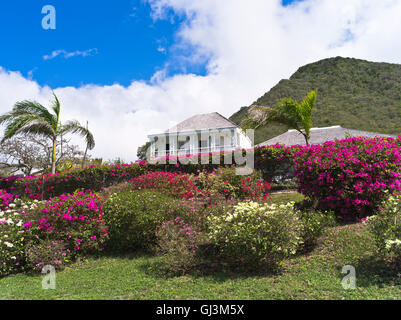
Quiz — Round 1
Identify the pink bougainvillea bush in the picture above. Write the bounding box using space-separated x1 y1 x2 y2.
0 189 14 211
23 190 108 257
293 137 401 219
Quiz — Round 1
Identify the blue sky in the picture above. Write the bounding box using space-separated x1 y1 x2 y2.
0 0 298 88
1 0 398 160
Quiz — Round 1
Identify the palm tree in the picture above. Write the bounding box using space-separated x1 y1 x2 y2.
243 89 317 146
0 92 95 174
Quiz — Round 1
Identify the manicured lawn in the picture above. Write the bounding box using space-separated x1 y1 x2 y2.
268 191 305 204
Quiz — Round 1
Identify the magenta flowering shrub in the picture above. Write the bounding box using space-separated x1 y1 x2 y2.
23 190 108 257
294 137 401 218
0 189 14 211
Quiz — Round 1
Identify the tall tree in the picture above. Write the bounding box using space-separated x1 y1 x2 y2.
0 92 95 173
243 89 317 146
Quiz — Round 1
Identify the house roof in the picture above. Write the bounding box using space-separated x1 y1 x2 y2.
165 112 238 134
257 125 397 147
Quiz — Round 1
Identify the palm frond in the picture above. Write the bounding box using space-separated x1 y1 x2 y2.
50 92 61 120
1 114 54 143
14 121 55 138
14 101 56 126
60 120 95 150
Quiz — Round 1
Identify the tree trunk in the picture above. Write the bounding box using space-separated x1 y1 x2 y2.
304 134 310 146
81 121 89 169
81 145 88 169
51 138 57 174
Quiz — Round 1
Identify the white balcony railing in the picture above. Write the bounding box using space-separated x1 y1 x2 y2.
151 145 239 159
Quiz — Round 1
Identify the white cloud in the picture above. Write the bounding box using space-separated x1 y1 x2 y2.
1 0 401 161
43 48 98 60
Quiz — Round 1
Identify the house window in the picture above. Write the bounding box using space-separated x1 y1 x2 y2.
231 130 236 147
220 136 225 150
178 136 190 149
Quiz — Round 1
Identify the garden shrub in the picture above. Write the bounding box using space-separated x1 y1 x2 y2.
25 239 73 272
0 163 147 200
194 167 271 202
294 137 401 219
151 195 237 274
207 201 303 271
0 189 14 210
103 190 177 252
367 193 401 263
0 197 35 277
297 207 336 248
195 168 239 199
23 190 108 258
156 218 206 273
130 171 201 199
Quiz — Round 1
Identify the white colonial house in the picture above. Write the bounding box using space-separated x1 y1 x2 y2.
147 112 253 159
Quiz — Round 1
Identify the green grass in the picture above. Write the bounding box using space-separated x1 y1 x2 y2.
268 191 305 204
1 192 400 300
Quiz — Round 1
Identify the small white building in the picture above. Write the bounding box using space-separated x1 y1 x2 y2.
148 112 252 159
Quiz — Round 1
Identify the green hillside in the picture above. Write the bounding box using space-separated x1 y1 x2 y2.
230 57 401 144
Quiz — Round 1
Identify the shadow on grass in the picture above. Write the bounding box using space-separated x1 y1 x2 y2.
136 255 283 281
352 255 401 288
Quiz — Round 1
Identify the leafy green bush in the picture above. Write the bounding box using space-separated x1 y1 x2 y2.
103 190 176 252
367 194 401 263
297 208 336 248
207 201 303 271
25 239 73 272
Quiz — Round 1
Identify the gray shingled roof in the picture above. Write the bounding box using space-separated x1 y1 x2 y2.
166 112 238 133
257 125 397 147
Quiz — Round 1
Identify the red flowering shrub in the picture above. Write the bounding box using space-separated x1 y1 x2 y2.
1 163 147 200
294 137 401 219
23 190 108 256
130 171 201 199
238 176 271 202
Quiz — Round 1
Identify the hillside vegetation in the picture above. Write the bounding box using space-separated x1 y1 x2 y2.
230 57 401 144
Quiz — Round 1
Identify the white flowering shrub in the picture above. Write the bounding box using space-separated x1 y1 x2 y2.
207 201 303 270
368 194 401 262
0 198 38 277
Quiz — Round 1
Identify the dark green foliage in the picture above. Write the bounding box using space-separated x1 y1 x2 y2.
103 190 177 252
297 209 337 249
230 57 401 144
